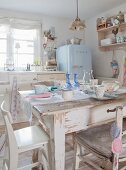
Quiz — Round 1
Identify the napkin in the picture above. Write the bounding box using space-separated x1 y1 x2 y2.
48 86 58 92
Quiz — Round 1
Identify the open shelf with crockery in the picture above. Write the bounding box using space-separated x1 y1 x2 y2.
97 12 126 51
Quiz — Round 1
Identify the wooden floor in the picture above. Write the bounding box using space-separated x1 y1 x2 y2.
0 135 125 170
0 150 98 170
0 149 124 170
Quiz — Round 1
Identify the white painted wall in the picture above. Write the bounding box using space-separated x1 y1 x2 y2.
85 3 126 78
0 9 85 47
0 9 85 64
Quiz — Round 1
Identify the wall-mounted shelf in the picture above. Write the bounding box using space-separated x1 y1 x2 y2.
97 22 126 51
99 41 126 49
97 23 126 32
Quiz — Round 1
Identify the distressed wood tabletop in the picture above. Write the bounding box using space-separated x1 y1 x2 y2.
34 93 126 115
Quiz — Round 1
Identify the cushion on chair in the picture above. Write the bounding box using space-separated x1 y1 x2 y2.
75 122 126 160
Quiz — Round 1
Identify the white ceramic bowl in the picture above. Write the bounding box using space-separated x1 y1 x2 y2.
102 81 120 92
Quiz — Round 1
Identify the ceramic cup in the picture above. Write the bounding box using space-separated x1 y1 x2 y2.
62 90 73 100
95 85 105 98
102 81 120 92
34 85 48 94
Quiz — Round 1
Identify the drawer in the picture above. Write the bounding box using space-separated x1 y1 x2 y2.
37 73 65 81
19 75 37 82
9 74 37 84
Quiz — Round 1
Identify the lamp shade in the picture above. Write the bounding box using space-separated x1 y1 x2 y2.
69 17 86 31
69 0 86 31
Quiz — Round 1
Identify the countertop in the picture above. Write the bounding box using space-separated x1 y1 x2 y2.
0 71 65 74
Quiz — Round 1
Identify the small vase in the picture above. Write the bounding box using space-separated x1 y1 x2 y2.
64 73 72 89
73 73 80 89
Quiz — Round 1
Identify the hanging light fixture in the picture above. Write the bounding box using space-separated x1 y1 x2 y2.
69 0 86 31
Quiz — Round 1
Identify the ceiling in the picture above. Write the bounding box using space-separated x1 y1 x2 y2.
0 0 126 20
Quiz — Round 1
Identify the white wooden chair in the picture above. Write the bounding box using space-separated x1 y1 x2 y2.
73 106 126 170
1 100 51 170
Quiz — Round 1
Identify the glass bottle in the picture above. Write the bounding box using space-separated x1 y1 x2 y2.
64 73 72 89
82 70 91 91
73 73 80 89
90 69 94 79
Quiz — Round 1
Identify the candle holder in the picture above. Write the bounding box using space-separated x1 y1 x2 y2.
64 73 72 89
73 73 80 89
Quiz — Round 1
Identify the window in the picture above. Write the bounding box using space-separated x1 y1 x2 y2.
0 26 7 68
0 18 41 70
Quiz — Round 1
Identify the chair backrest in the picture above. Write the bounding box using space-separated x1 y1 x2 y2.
108 106 123 142
108 106 126 170
1 100 18 170
1 101 13 124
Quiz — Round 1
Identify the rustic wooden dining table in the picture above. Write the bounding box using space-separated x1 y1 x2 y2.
19 90 126 170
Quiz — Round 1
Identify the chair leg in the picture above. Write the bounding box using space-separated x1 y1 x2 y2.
2 159 6 170
100 158 107 169
73 141 81 170
46 143 52 170
38 163 43 170
38 143 51 170
120 166 126 170
32 149 39 170
113 154 119 170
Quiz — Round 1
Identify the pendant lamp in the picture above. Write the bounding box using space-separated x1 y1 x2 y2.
69 0 86 31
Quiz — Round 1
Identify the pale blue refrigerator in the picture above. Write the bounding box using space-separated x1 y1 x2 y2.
56 44 92 79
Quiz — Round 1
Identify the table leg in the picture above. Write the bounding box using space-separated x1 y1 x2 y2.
54 112 65 170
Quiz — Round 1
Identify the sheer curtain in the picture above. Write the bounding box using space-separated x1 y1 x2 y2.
0 17 42 70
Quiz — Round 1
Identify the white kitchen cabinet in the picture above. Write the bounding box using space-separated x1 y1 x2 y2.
0 71 65 89
9 73 38 85
0 72 9 82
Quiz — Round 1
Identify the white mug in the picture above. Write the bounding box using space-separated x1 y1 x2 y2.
62 90 73 100
95 85 105 98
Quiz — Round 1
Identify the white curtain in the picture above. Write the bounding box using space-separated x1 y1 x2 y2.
0 17 42 67
0 17 41 29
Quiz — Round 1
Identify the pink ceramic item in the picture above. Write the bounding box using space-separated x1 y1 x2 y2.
26 92 52 99
112 137 123 154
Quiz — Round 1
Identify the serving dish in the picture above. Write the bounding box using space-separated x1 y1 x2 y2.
91 94 118 100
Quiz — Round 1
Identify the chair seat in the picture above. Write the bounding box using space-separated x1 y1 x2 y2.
76 123 126 160
14 125 49 153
